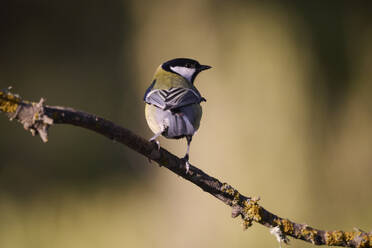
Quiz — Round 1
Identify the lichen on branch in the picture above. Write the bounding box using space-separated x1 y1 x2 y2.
0 89 53 142
0 88 371 248
0 89 20 113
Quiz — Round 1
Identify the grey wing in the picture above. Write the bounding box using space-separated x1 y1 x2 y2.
144 87 205 110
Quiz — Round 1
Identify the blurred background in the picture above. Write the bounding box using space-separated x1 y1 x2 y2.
1 1 372 247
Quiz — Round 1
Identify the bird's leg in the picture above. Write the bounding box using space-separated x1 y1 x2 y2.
183 136 192 173
149 132 162 151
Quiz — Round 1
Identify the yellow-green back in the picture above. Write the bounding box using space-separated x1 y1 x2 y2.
152 65 192 89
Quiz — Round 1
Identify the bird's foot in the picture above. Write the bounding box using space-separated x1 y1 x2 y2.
148 138 160 164
185 160 190 174
149 138 160 151
183 154 190 174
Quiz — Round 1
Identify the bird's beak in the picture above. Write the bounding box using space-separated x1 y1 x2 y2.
199 65 212 71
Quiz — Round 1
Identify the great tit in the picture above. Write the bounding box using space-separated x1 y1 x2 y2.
144 58 211 172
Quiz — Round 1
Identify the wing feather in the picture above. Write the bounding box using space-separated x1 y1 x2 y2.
144 87 205 110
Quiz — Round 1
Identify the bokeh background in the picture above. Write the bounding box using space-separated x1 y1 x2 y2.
1 1 372 247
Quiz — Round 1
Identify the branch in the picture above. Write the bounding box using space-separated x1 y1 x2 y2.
1 88 371 248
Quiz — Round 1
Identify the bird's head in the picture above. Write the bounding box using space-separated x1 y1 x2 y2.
162 58 211 84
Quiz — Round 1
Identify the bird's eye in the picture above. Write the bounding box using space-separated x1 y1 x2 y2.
185 63 194 68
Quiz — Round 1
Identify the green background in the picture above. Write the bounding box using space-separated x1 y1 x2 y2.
1 1 372 247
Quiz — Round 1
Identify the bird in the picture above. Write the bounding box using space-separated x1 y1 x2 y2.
144 58 211 172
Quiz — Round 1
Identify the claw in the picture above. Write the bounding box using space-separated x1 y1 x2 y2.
185 160 190 173
149 131 162 151
183 154 190 173
152 139 160 151
148 138 160 164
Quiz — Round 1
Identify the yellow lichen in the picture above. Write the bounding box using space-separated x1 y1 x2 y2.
274 218 294 234
221 183 235 195
323 231 371 247
221 183 263 229
343 232 355 242
232 192 240 205
242 219 252 229
300 226 318 243
325 231 345 246
0 91 20 113
221 183 240 205
358 234 369 248
242 199 262 223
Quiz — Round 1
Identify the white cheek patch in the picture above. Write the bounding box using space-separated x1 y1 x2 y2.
170 66 196 82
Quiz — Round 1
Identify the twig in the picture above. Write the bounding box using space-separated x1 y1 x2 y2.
1 89 371 248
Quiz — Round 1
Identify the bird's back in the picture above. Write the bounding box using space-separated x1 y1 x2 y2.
152 66 192 89
144 66 203 138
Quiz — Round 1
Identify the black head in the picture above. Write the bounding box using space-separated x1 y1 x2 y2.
162 58 211 83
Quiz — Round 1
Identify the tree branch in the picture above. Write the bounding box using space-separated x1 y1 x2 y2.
1 89 371 248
